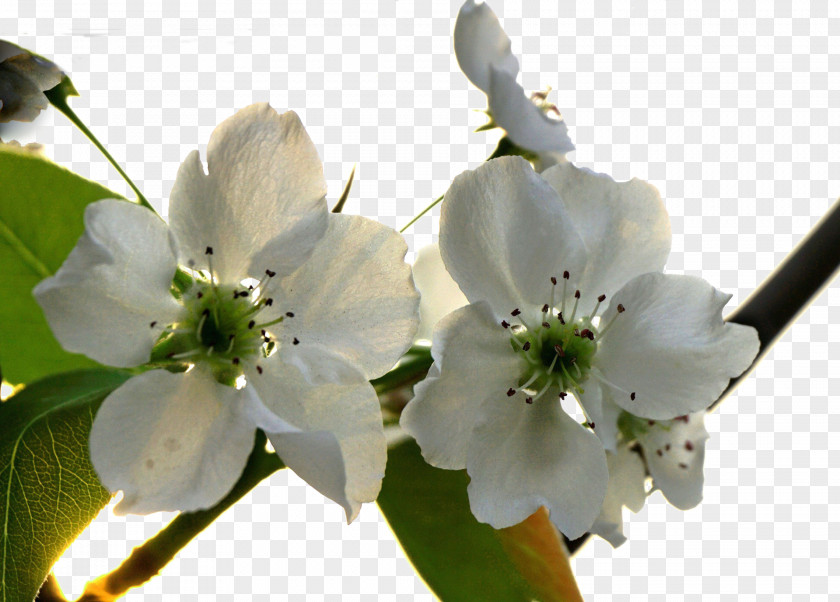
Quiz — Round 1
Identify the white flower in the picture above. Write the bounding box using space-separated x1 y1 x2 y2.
400 155 758 538
454 0 574 168
591 411 710 546
0 40 63 123
34 103 420 520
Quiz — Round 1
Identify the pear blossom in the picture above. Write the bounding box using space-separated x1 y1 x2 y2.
454 1 574 169
411 243 467 342
0 40 63 123
401 155 759 538
591 411 710 546
34 103 420 520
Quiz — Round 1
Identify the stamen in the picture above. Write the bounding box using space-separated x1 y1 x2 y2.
248 320 256 329
596 304 626 340
554 344 565 357
170 349 203 360
522 341 531 352
557 311 565 324
590 294 606 321
511 308 521 317
149 321 157 328
548 276 556 314
517 371 541 392
561 271 569 313
559 391 567 400
569 290 581 322
525 397 533 404
541 304 549 313
226 334 236 353
256 365 263 374
196 310 209 343
253 315 285 330
501 320 510 329
542 321 551 329
507 388 516 397
630 392 636 401
232 357 240 365
285 311 295 318
685 440 694 451
292 337 300 345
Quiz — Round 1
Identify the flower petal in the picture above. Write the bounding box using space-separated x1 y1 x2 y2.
89 369 256 514
540 161 671 306
596 273 760 419
412 243 468 342
272 212 420 380
590 445 647 547
578 383 622 453
400 302 521 470
453 0 519 95
439 156 588 316
168 104 328 284
488 66 575 155
465 396 608 539
33 200 182 367
244 359 386 522
639 412 709 510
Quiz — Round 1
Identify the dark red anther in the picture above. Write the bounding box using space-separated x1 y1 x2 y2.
205 246 214 255
656 449 663 457
598 294 606 303
580 329 594 340
248 320 256 329
541 304 549 313
557 312 565 324
202 308 210 317
665 444 671 451
261 329 266 336
265 298 274 306
573 328 580 337
559 391 567 399
542 322 551 329
196 291 203 299
630 392 636 400
648 420 655 426
563 271 570 279
685 440 694 451
507 388 516 397
569 356 577 364
550 276 557 285
588 422 595 429
286 311 295 318
150 321 157 328
293 337 300 345
554 344 565 357
232 357 240 365
617 304 626 313
511 308 521 316
265 269 276 277
522 341 531 351
501 320 510 329
525 397 533 404
256 365 263 374
679 463 689 469
675 415 689 423
574 290 580 299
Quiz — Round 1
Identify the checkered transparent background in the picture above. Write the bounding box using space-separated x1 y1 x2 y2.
3 0 840 599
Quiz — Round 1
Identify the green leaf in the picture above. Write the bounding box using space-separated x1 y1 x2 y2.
0 146 126 384
378 440 582 602
0 368 130 602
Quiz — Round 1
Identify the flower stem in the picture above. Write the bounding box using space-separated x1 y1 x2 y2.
399 194 443 233
710 197 840 410
74 432 283 601
43 86 156 214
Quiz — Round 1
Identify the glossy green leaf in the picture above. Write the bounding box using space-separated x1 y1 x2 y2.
378 440 582 602
0 369 129 602
0 146 125 383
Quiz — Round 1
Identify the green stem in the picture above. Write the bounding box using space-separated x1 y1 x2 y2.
44 86 156 213
75 432 283 601
399 194 443 234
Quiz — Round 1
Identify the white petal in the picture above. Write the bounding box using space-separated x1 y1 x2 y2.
168 104 328 284
453 0 519 95
244 360 386 522
590 445 647 547
639 412 709 510
439 156 588 316
400 302 521 470
578 383 622 453
465 397 608 539
540 162 671 306
412 243 468 342
488 67 575 155
272 213 420 380
596 273 760 419
33 200 182 368
89 369 256 514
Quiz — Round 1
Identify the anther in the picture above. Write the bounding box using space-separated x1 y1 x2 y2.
232 357 240 365
511 308 521 316
554 344 565 357
248 320 256 329
656 449 663 457
265 269 276 277
197 291 203 299
501 320 510 329
648 420 655 426
557 311 565 324
588 422 595 429
550 276 557 285
525 397 533 404
630 392 636 401
679 463 689 469
617 304 626 313
261 329 266 337
542 322 550 329
507 388 516 397
293 337 300 345
285 311 295 318
256 365 263 374
265 298 274 306
150 321 157 328
522 341 531 351
541 304 549 313
205 246 213 255
675 415 689 423
202 308 210 317
563 271 570 279
685 440 694 451
574 290 580 299
559 391 567 400
598 294 606 303
580 328 594 340
665 444 671 451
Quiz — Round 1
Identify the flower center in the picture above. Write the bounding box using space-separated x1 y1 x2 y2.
150 246 296 384
502 272 626 405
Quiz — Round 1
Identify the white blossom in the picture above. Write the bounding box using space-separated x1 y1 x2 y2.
35 103 420 520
